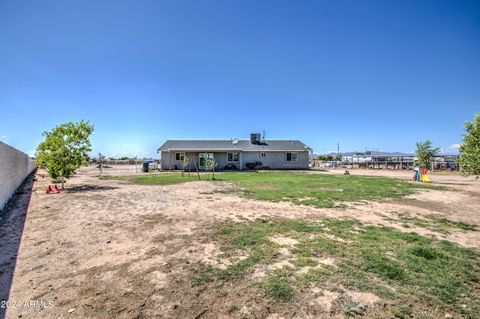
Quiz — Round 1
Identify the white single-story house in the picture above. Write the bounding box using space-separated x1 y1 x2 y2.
157 134 312 170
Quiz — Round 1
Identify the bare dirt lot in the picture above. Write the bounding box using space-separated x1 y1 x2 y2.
1 169 479 319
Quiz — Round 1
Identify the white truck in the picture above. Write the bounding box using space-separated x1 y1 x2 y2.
142 160 158 172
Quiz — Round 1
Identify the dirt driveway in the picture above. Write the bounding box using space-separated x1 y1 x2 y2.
1 169 479 318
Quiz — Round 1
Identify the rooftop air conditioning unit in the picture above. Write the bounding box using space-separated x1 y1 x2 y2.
250 133 261 144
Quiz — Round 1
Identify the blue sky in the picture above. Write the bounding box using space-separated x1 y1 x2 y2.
1 0 479 157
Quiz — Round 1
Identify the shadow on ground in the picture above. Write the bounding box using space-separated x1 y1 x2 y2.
64 185 118 193
437 182 471 186
0 173 35 319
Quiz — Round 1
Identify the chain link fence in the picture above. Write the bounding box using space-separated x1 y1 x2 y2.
76 160 157 176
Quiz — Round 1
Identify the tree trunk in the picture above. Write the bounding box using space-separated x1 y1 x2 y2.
61 176 65 190
193 159 201 180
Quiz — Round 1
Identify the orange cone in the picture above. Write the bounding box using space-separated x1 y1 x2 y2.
46 185 60 194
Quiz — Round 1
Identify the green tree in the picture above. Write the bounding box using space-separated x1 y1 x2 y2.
459 113 480 178
415 140 440 169
203 155 217 180
180 154 190 177
35 121 94 189
98 152 105 176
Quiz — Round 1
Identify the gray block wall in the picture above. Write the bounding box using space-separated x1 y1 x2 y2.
0 142 36 211
161 150 310 170
241 151 310 169
161 151 230 170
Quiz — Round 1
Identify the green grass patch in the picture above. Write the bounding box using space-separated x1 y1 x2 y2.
216 172 423 208
363 253 406 281
193 219 480 317
295 257 317 267
99 175 130 181
429 216 477 232
103 172 439 208
391 304 413 319
394 214 477 234
101 174 199 185
263 272 295 301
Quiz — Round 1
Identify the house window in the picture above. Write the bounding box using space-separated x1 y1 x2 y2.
260 152 266 158
286 152 298 162
199 153 214 168
227 152 239 162
176 152 185 161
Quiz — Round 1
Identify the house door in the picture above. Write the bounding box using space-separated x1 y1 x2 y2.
199 153 214 169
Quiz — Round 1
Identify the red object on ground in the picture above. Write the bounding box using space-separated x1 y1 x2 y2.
46 185 60 194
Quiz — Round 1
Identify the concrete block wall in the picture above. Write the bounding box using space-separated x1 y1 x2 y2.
0 141 36 211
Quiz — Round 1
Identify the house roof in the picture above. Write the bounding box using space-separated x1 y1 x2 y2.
158 140 311 152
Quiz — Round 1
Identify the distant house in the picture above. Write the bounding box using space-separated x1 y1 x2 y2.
158 133 312 170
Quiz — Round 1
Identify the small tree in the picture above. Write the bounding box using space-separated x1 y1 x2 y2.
35 121 94 189
180 154 190 177
415 140 440 170
192 158 201 180
203 156 217 180
459 113 480 178
98 152 105 176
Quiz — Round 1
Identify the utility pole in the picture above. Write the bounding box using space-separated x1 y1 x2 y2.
98 152 104 176
337 143 340 164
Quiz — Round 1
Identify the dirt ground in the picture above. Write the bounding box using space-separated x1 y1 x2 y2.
1 169 479 319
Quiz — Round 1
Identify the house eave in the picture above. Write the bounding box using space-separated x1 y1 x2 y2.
159 149 310 152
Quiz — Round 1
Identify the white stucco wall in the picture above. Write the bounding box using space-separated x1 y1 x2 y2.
0 142 36 211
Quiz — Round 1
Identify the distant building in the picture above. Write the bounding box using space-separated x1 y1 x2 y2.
316 151 459 170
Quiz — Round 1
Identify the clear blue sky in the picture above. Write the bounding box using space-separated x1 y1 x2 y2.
1 0 479 157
